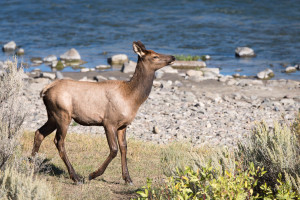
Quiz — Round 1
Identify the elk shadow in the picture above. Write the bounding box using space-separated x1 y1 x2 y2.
37 158 65 177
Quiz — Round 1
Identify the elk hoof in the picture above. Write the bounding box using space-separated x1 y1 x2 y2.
72 174 85 185
88 173 94 181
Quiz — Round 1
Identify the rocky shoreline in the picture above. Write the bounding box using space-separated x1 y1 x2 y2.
22 69 300 147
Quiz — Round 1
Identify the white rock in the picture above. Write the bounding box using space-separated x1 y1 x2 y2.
60 48 81 61
186 70 203 77
121 60 136 73
80 68 89 72
3 41 17 51
51 60 58 67
16 48 25 55
109 54 128 65
257 69 274 80
43 55 57 62
235 47 255 57
285 66 297 73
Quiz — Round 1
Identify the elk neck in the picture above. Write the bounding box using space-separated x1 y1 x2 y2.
126 57 155 106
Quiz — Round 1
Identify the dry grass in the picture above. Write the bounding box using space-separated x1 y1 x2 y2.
21 131 164 200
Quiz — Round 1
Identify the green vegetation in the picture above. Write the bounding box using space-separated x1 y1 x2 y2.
136 115 300 199
174 54 209 61
174 55 201 61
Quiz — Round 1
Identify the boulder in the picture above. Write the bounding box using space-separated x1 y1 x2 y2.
2 41 17 52
121 60 136 73
60 48 81 61
171 61 206 69
43 55 57 62
257 69 274 80
16 48 25 55
235 47 255 57
285 66 297 73
108 54 129 65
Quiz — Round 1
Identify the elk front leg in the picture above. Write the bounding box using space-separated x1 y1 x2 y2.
117 126 133 185
89 125 118 180
54 118 82 184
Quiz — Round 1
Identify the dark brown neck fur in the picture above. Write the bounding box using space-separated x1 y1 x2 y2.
126 57 155 106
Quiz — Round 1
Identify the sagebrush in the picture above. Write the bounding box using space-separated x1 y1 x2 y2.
0 59 25 169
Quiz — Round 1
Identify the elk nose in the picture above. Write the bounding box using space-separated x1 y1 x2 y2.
171 56 175 61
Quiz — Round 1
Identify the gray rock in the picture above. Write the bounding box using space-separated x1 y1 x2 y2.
257 69 274 80
43 55 57 63
235 47 255 57
60 48 81 61
109 54 129 65
55 71 64 79
285 66 297 73
2 41 17 52
121 60 136 73
171 61 206 69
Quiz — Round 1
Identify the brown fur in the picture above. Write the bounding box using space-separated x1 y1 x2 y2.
31 41 175 184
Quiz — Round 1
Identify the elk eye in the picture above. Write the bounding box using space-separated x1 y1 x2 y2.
153 56 159 59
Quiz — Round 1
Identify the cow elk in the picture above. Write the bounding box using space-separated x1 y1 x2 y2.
31 41 175 184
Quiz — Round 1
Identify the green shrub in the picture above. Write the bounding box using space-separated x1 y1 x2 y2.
136 163 298 200
0 167 55 200
238 121 300 191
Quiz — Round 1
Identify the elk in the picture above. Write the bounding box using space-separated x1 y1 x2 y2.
31 41 175 184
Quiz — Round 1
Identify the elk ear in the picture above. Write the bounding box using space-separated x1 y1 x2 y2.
133 41 146 57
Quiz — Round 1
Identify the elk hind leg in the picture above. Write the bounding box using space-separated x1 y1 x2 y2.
32 118 56 156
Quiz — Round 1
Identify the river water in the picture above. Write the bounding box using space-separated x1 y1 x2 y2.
0 0 299 79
